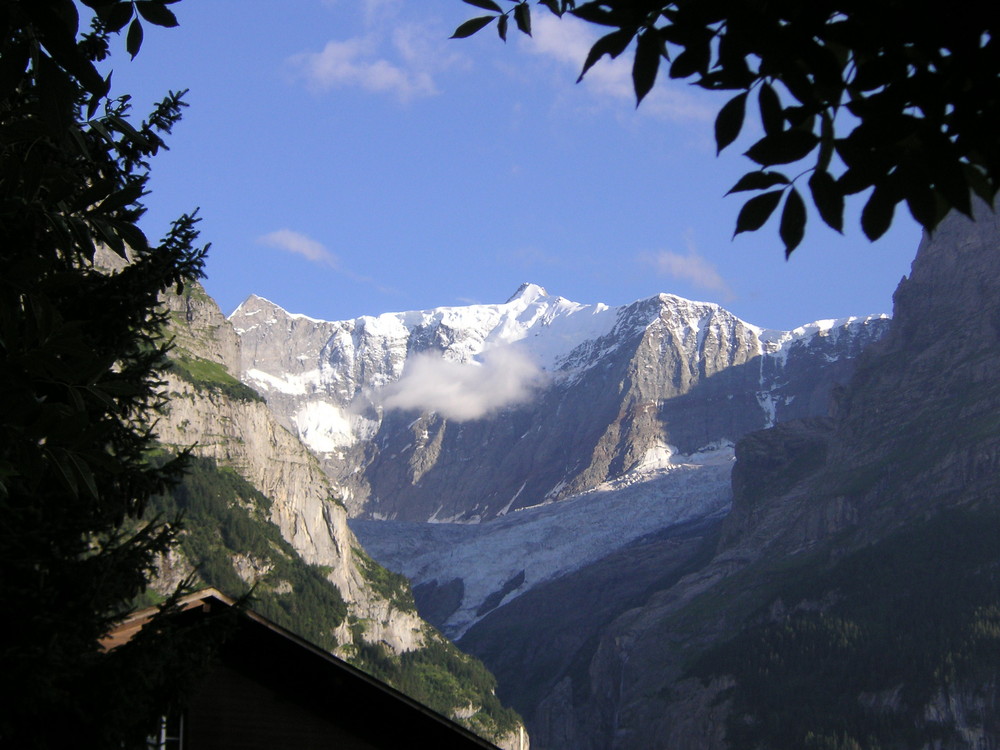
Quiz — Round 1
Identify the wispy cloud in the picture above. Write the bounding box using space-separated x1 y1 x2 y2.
524 14 713 122
258 229 339 268
289 2 467 103
289 35 437 101
641 241 735 301
375 347 544 421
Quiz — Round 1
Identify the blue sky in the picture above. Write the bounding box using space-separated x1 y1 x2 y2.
108 0 922 331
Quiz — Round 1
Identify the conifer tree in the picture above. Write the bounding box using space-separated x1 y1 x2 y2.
0 2 221 746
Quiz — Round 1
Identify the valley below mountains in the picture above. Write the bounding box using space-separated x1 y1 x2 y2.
160 200 1000 749
226 261 891 664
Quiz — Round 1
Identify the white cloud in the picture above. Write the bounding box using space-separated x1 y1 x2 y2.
524 14 713 122
642 246 735 301
289 1 469 104
376 347 543 421
289 35 437 101
258 229 339 268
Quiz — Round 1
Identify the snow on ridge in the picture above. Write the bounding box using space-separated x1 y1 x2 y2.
235 287 889 429
505 281 548 304
757 390 778 427
250 293 327 324
234 287 885 371
229 293 278 320
228 294 264 323
752 313 891 416
284 309 327 324
758 313 890 366
657 291 724 313
292 400 377 453
291 284 626 375
233 286 761 380
648 293 736 339
229 294 330 334
631 440 735 474
245 368 319 395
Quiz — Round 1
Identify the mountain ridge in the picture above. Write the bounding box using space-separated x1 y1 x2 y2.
230 285 889 523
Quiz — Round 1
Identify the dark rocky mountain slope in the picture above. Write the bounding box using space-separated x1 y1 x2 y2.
511 204 1000 749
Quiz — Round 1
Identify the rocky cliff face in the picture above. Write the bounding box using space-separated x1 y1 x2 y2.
153 283 528 748
722 199 1000 557
157 284 425 652
519 203 1000 750
230 285 888 523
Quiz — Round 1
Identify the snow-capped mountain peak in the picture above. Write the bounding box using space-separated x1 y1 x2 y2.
229 288 890 522
505 281 548 303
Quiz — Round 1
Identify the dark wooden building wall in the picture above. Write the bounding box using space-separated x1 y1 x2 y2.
186 662 380 750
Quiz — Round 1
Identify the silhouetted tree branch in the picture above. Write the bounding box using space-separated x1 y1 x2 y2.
454 0 1000 255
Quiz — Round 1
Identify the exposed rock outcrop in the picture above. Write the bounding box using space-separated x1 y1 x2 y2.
158 285 427 652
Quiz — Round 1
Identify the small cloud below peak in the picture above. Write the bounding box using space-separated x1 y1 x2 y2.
374 347 544 422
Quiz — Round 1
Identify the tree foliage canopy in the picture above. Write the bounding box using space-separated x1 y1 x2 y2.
0 1 223 746
454 0 1000 255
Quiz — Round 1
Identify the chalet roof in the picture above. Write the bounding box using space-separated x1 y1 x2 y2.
107 588 507 749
